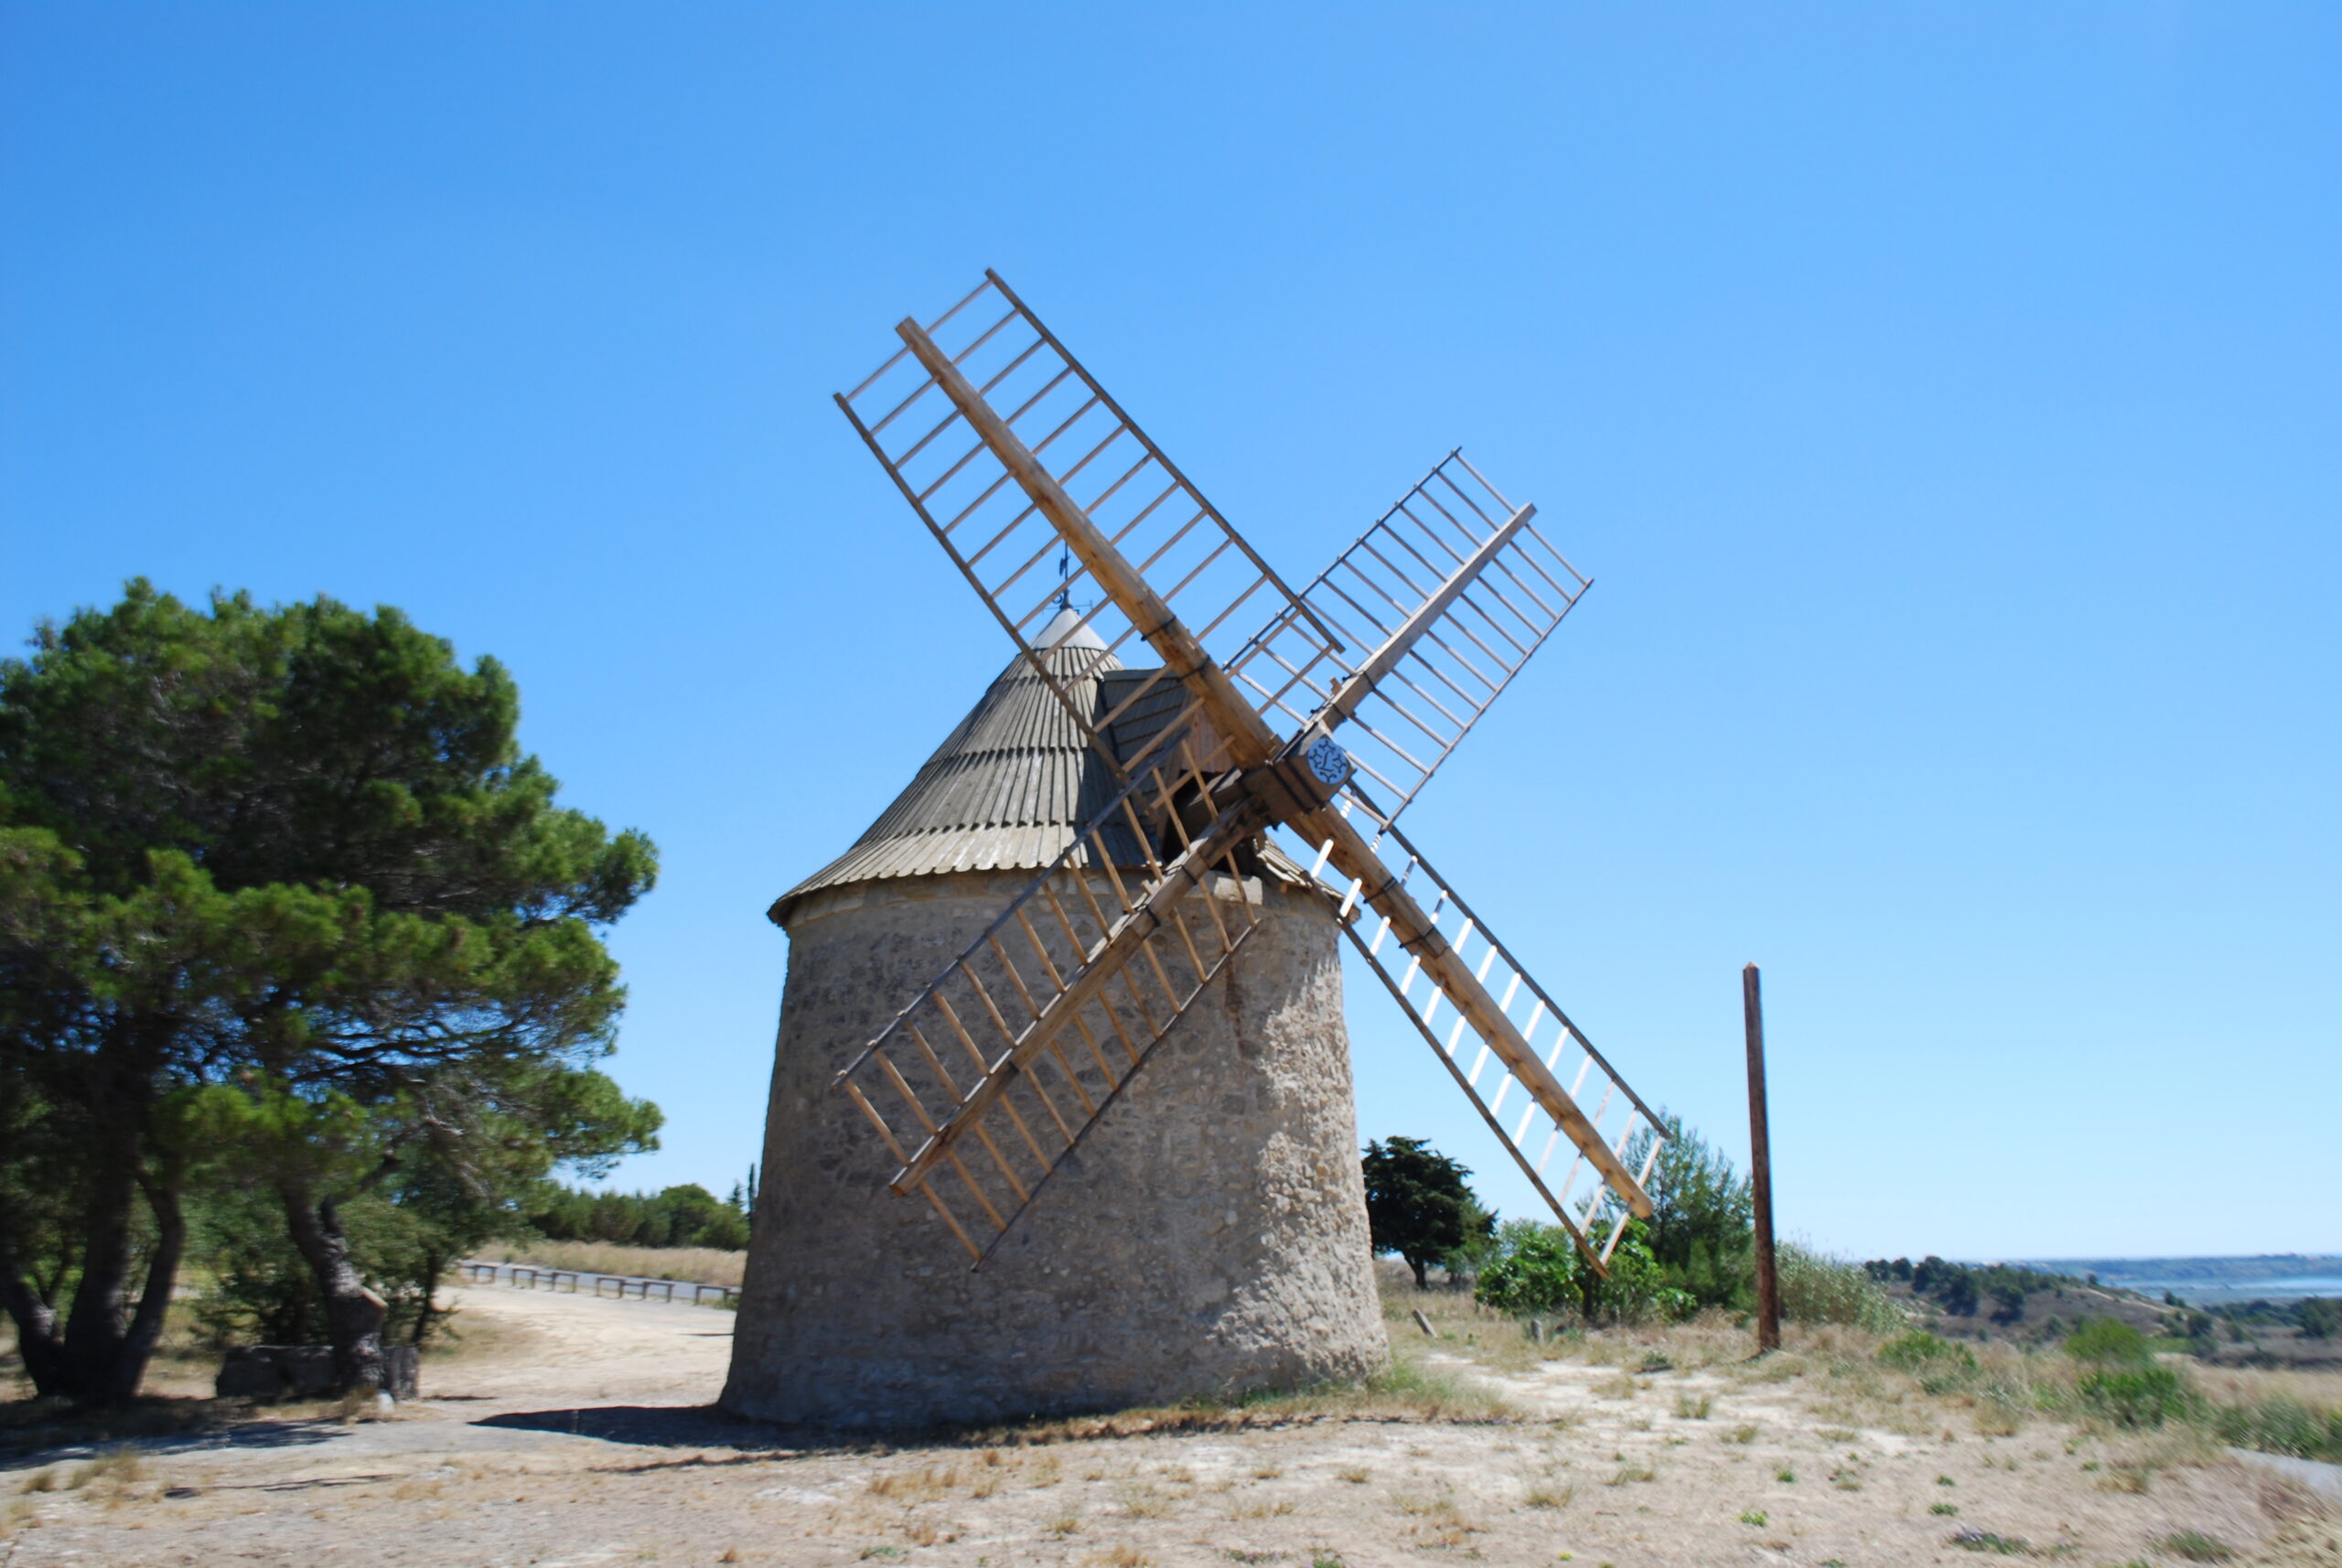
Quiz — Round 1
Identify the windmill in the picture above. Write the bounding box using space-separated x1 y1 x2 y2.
722 272 1670 1429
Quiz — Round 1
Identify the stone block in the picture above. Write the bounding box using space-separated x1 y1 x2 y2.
214 1345 417 1401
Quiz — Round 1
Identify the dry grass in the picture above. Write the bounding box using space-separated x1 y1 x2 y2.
866 1462 967 1502
1230 1494 1297 1520
1522 1479 1574 1509
2194 1363 2342 1413
484 1240 745 1287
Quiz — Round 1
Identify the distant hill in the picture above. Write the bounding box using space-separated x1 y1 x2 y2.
2021 1255 2342 1305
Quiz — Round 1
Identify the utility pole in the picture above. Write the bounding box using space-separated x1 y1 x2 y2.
1744 962 1781 1353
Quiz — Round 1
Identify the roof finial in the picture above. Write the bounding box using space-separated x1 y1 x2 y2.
1056 542 1072 613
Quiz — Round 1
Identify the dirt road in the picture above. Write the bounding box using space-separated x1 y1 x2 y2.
2 1283 2333 1566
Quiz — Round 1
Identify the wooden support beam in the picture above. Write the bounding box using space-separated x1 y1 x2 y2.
1745 962 1781 1352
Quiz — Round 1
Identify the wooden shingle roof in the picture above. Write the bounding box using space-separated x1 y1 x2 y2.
768 620 1146 928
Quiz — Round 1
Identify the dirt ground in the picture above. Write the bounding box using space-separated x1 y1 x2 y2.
3 1278 2336 1568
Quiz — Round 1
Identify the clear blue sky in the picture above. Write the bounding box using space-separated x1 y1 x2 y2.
5 5 2335 1261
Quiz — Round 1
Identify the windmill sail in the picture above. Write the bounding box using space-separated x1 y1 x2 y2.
1278 804 1666 1266
832 272 1669 1276
835 271 1345 785
1247 451 1593 826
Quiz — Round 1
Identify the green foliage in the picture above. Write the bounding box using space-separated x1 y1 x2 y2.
2079 1365 2197 1428
1360 1137 1491 1288
1473 1219 1584 1316
1878 1331 1978 1372
1948 1529 2029 1555
190 1183 438 1348
2064 1316 2153 1365
2150 1531 2234 1563
1889 1256 2068 1322
1441 1195 1502 1280
0 582 660 1397
2298 1298 2341 1340
1627 1115 1754 1311
1472 1219 1694 1324
525 1180 749 1251
2209 1395 2342 1462
184 1065 660 1347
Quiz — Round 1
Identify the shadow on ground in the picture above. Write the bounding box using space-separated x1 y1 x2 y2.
2 1410 354 1468
473 1404 786 1450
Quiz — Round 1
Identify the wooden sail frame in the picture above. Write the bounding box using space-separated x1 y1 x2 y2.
832 272 1668 1273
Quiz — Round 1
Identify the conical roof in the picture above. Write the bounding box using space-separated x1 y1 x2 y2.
768 612 1151 927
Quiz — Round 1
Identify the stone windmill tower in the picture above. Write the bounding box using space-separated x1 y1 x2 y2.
723 610 1380 1429
723 274 1673 1431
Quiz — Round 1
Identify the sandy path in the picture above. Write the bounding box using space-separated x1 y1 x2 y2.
1 1286 2331 1567
421 1282 736 1406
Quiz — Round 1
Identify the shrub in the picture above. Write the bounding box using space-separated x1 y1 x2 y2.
2210 1395 2342 1462
2064 1316 2151 1365
1628 1114 1754 1309
2079 1365 2197 1428
2297 1298 2341 1340
1878 1331 1977 1372
1949 1529 2028 1555
1474 1220 1583 1316
1472 1220 1694 1323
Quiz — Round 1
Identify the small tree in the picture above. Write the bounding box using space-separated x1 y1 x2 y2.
1620 1113 1754 1310
1360 1137 1491 1290
2299 1299 2341 1340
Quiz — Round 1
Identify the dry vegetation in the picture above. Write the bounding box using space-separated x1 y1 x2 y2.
1 1264 2336 1566
483 1239 746 1286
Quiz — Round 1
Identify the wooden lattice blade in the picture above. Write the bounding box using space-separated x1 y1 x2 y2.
834 731 1273 1266
834 272 1342 785
1237 451 1592 828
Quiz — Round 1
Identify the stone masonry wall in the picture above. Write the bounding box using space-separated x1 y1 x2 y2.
721 870 1388 1431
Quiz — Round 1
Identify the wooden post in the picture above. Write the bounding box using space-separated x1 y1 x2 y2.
1744 963 1781 1353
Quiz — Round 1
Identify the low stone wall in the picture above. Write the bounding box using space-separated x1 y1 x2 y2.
215 1345 418 1402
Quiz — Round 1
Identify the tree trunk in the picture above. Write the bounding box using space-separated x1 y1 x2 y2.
1407 1253 1430 1291
409 1246 446 1347
279 1181 387 1394
59 1122 143 1397
0 1151 183 1405
0 1212 69 1397
10 1035 178 1406
111 1176 187 1403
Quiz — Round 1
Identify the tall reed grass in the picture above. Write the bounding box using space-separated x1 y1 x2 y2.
1778 1241 1902 1331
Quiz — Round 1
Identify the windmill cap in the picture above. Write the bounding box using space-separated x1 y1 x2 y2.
1036 605 1107 652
